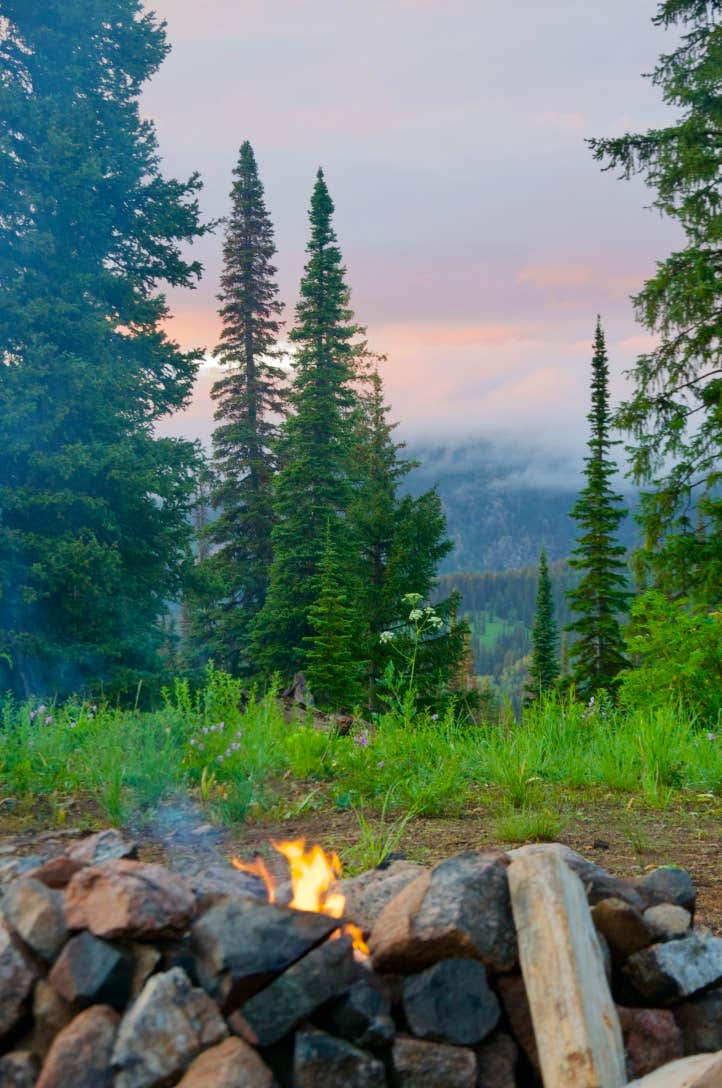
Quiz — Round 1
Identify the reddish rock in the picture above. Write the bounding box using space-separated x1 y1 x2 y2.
0 1050 38 1087
673 987 722 1055
370 853 517 974
25 856 85 890
392 1035 476 1088
36 1005 119 1088
476 1030 519 1088
2 878 67 962
618 1006 684 1080
49 931 134 1010
176 1037 274 1088
496 974 539 1073
0 921 38 1040
112 967 227 1088
293 1029 386 1088
26 982 73 1061
68 830 137 866
65 860 195 940
592 897 655 963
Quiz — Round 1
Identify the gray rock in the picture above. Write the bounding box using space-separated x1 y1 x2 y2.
392 1035 476 1088
508 843 647 908
625 934 722 1004
49 931 134 1011
237 934 358 1048
644 904 692 942
2 878 67 962
0 921 38 1040
402 959 500 1046
673 987 722 1055
319 979 395 1050
112 967 227 1088
0 1050 38 1088
192 896 337 1007
293 1030 387 1088
338 862 427 932
68 830 137 866
636 867 696 914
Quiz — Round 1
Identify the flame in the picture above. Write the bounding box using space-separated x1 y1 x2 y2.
232 838 369 956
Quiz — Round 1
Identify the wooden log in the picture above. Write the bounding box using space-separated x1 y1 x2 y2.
626 1050 722 1087
508 850 626 1088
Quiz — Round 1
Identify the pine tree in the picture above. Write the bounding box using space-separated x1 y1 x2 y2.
565 320 630 696
252 169 364 675
191 141 286 673
0 2 208 698
589 1 722 603
525 549 559 704
304 524 366 709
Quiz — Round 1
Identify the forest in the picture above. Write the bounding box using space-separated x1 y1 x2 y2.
1 1 721 863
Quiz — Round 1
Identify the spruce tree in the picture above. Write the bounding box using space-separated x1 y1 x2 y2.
525 549 559 704
304 524 366 709
252 169 364 675
190 142 285 673
566 320 630 696
589 1 722 602
0 1 208 698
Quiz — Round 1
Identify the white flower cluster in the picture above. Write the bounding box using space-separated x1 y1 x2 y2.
379 630 394 644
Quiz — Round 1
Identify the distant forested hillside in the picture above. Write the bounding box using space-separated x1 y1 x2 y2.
407 441 639 572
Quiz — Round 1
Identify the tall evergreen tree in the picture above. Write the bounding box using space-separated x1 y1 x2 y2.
189 142 285 673
525 549 559 704
0 1 208 698
566 320 630 695
252 169 364 675
589 0 722 603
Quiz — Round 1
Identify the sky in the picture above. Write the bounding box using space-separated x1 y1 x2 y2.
146 0 681 463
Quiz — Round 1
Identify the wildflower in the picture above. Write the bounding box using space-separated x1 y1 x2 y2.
90 705 97 713
377 760 385 768
429 615 443 629
217 754 224 763
202 726 209 736
430 713 439 722
29 710 36 720
27 740 34 749
69 721 77 730
217 722 225 729
402 592 423 606
189 738 197 747
708 733 717 742
231 742 241 752
45 715 53 725
379 630 394 644
198 743 205 752
355 731 370 748
38 705 46 714
236 731 243 740
408 608 423 622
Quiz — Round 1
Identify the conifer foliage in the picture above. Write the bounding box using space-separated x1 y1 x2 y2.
565 320 630 695
525 549 559 703
190 142 286 672
252 169 364 675
0 1 208 698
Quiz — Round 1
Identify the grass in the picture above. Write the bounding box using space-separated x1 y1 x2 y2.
1 669 721 837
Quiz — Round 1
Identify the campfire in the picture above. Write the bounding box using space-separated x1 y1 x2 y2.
232 838 369 956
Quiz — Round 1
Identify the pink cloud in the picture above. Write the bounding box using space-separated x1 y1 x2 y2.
517 263 595 289
379 322 539 349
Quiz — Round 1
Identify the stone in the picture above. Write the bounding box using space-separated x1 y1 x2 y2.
636 868 696 914
25 857 85 889
68 830 137 866
391 1036 476 1088
0 922 38 1040
293 1030 387 1088
625 934 722 1004
476 1030 519 1088
508 842 647 908
626 1051 722 1087
673 987 722 1055
234 934 358 1048
369 852 517 974
65 860 195 940
112 968 227 1088
192 896 337 1007
338 861 427 931
508 850 626 1088
317 979 395 1049
176 1036 274 1088
618 1007 684 1080
25 982 73 1061
0 1051 39 1088
2 878 67 962
645 905 693 942
128 942 161 998
592 897 655 963
496 974 539 1072
36 1005 119 1088
402 958 500 1046
49 931 134 1010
